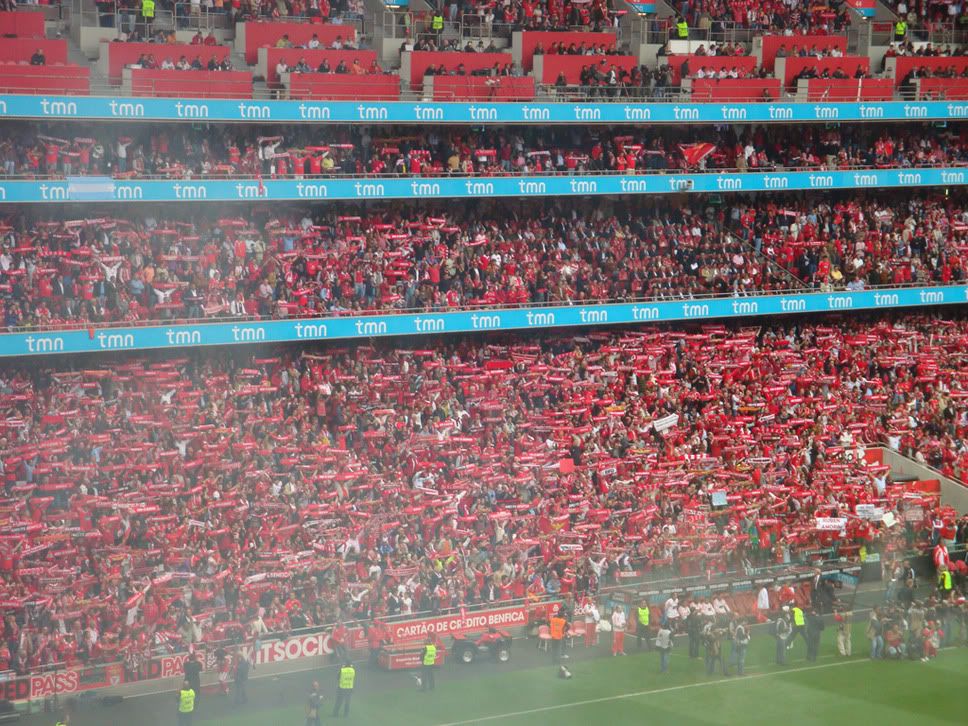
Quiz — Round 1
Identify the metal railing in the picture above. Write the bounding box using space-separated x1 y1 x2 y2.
4 71 967 103
3 161 966 182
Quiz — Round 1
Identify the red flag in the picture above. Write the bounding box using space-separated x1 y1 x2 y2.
678 142 717 166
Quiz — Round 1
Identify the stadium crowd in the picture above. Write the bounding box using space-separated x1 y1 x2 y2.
0 315 965 674
0 191 966 328
675 0 852 34
0 123 965 179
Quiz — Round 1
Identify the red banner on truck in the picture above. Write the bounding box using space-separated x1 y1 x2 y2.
386 601 559 643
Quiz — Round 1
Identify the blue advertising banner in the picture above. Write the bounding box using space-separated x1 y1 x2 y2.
0 95 966 125
1 167 965 204
3 285 966 358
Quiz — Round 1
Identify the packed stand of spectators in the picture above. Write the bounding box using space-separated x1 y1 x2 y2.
0 197 807 328
890 0 965 27
725 193 968 290
229 0 365 23
1 123 965 179
95 0 365 29
440 0 614 33
0 315 966 673
676 0 852 34
1 188 967 328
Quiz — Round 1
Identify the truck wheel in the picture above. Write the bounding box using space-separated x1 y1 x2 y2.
460 647 474 664
496 647 510 663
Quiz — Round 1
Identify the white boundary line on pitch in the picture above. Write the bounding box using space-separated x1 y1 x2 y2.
432 655 931 726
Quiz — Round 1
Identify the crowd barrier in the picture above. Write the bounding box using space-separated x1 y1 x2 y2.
125 69 253 99
284 73 401 101
1 95 965 123
427 75 536 102
1 167 965 204
0 66 90 96
804 78 894 102
2 285 966 358
689 78 781 102
0 599 560 702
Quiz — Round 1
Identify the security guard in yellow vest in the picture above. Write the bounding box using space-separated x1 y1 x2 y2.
676 18 689 40
894 19 907 41
788 605 807 652
177 680 196 726
636 602 652 650
332 662 355 718
431 13 444 38
420 637 437 692
141 0 155 34
938 566 952 599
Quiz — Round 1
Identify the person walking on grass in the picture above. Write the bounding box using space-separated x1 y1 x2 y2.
774 608 792 665
805 607 824 662
731 617 750 675
703 620 727 676
835 607 852 657
867 608 884 659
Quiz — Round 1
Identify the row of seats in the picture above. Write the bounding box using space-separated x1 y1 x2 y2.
2 19 967 100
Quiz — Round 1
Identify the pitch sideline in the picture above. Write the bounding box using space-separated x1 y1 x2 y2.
433 655 917 725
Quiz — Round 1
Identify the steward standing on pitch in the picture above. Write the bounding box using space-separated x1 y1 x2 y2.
332 661 355 718
177 679 196 726
420 636 437 692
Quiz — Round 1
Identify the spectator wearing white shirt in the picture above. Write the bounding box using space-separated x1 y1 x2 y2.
610 608 627 656
663 594 680 629
582 600 600 647
756 585 771 621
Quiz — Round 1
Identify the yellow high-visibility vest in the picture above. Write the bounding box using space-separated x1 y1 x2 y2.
637 606 650 626
895 21 906 36
792 607 805 627
178 688 195 713
423 644 437 666
339 665 356 689
676 21 688 39
142 0 155 17
939 571 952 590
432 15 444 31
